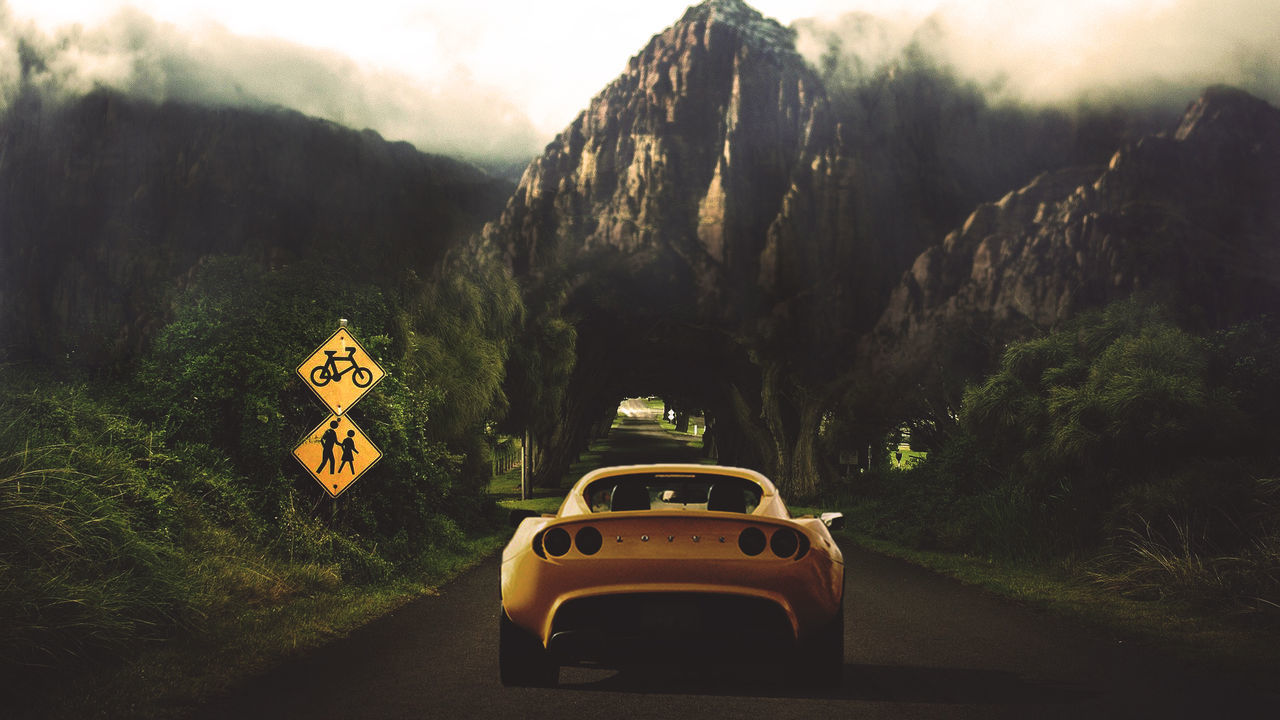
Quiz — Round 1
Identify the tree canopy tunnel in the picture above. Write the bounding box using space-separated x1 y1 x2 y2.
502 247 894 502
514 300 759 485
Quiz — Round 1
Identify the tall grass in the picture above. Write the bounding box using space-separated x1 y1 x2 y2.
0 378 378 673
1 369 508 697
1089 485 1280 618
0 443 189 668
0 378 197 670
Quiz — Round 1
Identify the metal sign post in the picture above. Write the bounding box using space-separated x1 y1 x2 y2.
520 429 529 501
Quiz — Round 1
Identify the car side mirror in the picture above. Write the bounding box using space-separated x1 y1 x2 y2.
509 508 541 527
820 512 845 531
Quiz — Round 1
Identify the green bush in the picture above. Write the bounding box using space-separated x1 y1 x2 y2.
857 301 1280 565
958 302 1254 548
132 257 393 494
129 254 514 545
1 248 525 672
1088 484 1280 617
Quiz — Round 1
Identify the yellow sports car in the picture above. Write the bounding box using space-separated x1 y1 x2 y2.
499 464 845 687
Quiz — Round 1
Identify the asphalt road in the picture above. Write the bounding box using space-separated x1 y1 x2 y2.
193 417 1279 719
598 412 705 466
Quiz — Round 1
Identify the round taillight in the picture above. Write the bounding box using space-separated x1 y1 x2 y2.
738 527 766 556
543 527 571 557
770 528 799 558
795 532 810 559
575 526 603 555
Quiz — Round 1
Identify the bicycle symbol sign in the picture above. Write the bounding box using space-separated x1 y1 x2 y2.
296 327 384 415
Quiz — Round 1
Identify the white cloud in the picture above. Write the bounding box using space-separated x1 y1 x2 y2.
795 0 1280 105
0 4 545 162
4 1 1278 164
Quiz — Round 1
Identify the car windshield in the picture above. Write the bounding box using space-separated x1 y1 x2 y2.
584 472 763 513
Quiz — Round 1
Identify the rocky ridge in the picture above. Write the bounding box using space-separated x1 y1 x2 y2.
482 0 832 325
862 85 1280 383
480 1 1280 491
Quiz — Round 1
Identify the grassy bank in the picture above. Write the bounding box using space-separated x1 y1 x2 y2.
24 532 507 720
833 525 1280 683
1 373 512 719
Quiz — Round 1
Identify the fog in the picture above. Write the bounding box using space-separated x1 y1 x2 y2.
0 4 544 165
2 1 1277 167
796 0 1280 108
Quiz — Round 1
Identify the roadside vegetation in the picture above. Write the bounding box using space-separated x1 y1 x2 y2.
1 253 521 718
8 249 1279 715
835 299 1280 669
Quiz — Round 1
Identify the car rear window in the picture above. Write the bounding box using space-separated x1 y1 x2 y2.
584 473 762 513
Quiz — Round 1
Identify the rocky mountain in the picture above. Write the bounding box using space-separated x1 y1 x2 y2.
482 1 1280 494
484 0 827 320
0 90 511 365
6 0 1277 497
862 86 1280 390
480 0 855 485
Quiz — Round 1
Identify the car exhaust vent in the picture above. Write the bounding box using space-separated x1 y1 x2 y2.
794 532 811 560
770 528 798 558
575 526 603 555
543 527 572 557
738 527 766 556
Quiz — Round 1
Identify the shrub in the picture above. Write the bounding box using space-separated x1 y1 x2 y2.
867 301 1280 563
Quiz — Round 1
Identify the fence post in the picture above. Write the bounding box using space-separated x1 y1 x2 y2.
521 429 530 501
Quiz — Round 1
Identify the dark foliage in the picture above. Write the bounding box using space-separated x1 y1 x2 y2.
857 300 1280 565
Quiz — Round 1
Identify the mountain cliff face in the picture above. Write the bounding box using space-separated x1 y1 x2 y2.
8 0 1277 496
0 91 511 365
483 1 1280 493
483 0 833 325
481 0 861 486
862 86 1280 386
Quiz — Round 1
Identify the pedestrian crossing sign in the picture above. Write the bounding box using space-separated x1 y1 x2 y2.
293 413 382 497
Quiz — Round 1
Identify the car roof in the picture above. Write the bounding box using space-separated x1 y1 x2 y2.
557 464 788 518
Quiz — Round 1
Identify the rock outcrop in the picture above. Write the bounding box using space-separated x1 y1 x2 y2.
480 0 865 490
482 0 832 326
862 86 1280 386
480 1 1280 494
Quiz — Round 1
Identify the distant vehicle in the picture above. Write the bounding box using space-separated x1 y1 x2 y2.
499 464 845 687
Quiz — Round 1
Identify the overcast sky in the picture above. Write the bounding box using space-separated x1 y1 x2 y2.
3 1 1277 164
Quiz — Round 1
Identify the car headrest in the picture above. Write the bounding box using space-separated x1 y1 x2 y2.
610 483 650 511
706 483 747 513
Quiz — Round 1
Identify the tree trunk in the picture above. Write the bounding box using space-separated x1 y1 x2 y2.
727 380 779 478
731 359 847 500
757 363 793 491
786 399 826 499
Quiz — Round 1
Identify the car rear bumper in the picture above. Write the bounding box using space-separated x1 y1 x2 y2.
501 514 844 653
546 591 795 666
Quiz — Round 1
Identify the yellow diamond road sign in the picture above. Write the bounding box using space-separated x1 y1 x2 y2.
293 414 382 498
297 327 385 415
